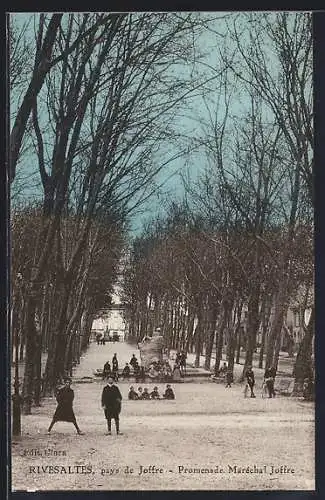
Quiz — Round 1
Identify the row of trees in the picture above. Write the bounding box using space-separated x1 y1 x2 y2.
10 12 213 416
121 12 314 393
122 205 312 379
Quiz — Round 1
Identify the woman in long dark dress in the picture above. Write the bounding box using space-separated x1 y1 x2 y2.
48 378 83 434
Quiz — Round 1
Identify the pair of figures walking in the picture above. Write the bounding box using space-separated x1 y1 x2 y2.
48 377 123 435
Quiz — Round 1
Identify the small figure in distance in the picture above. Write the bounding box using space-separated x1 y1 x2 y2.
112 353 119 381
122 363 131 380
179 351 187 375
225 368 233 388
140 387 150 400
103 361 111 380
264 366 276 398
172 363 181 382
150 386 160 399
245 366 256 398
163 384 175 400
137 386 143 398
128 386 139 400
219 362 228 377
130 354 138 369
134 362 141 382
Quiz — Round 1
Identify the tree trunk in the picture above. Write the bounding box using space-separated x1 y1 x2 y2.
258 299 271 369
242 288 260 379
265 281 289 370
204 303 218 370
292 307 314 396
22 296 38 414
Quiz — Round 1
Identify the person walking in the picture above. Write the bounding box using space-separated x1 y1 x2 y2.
245 366 256 398
101 376 123 435
48 378 83 435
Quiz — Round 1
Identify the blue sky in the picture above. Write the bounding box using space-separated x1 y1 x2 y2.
9 12 311 235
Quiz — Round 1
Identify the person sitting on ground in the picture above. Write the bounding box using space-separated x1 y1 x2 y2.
103 361 111 380
163 384 175 400
122 363 130 380
150 386 160 399
245 366 256 398
140 387 150 400
137 386 143 398
128 386 139 400
163 361 173 382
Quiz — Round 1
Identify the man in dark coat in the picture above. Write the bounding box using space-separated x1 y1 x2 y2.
264 366 276 398
48 378 83 434
101 377 123 435
163 384 175 400
245 366 256 398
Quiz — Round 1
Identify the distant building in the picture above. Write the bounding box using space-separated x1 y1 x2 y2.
91 280 127 340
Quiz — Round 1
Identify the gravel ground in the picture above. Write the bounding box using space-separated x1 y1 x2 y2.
11 342 314 491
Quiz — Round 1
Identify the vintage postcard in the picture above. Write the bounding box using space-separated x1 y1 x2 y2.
9 11 314 491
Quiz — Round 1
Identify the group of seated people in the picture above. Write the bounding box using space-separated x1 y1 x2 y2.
102 353 185 384
128 384 175 400
147 360 183 382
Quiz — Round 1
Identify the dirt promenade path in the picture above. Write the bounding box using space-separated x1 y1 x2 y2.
12 341 314 491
